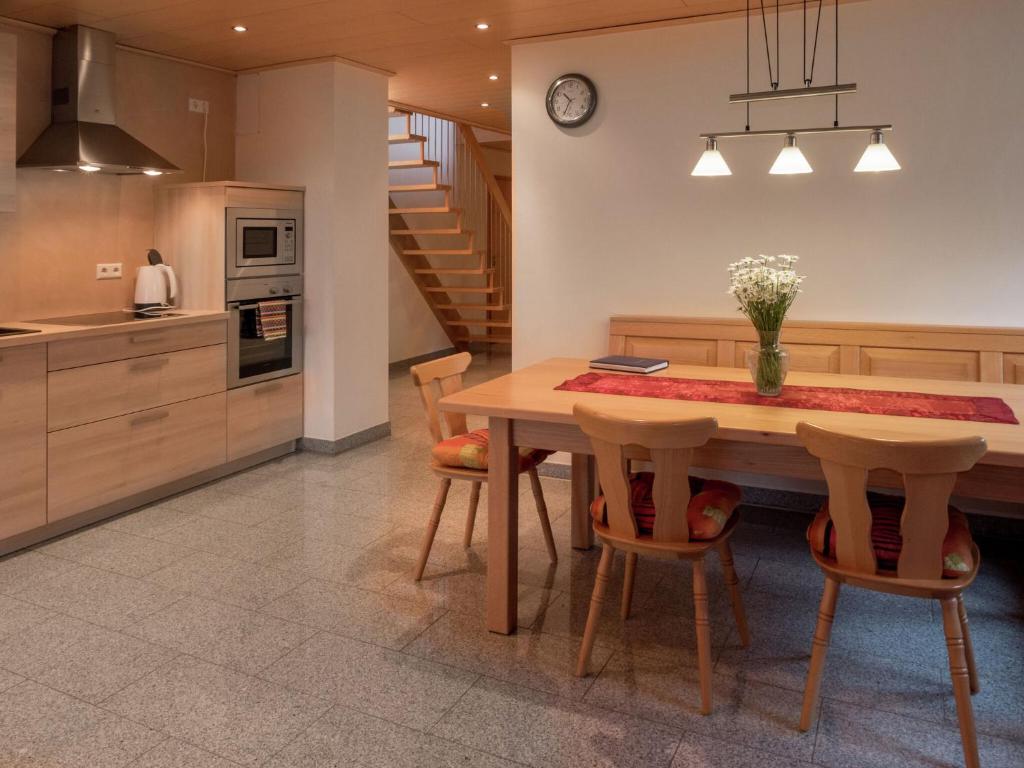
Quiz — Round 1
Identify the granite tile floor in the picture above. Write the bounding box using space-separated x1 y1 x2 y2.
0 351 1022 767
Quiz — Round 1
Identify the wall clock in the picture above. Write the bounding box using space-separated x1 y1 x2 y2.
545 73 597 127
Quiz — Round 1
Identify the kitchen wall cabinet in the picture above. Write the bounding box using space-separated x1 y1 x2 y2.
0 345 46 538
227 374 303 462
0 32 15 212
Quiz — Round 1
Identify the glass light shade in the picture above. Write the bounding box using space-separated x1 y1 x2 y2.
691 138 732 176
855 132 901 172
769 136 812 175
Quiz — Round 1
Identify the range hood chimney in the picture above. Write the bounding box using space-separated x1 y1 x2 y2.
18 26 182 176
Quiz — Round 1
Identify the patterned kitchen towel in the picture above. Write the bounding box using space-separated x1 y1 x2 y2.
257 301 288 341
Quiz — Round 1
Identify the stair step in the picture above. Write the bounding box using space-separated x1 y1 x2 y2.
403 248 482 256
434 303 508 311
415 267 493 276
389 183 451 193
390 227 466 235
424 286 500 294
389 206 460 215
456 334 513 345
388 133 427 144
446 320 512 328
388 159 439 169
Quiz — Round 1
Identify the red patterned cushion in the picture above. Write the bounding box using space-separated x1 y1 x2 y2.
431 428 553 471
807 496 974 578
589 473 741 539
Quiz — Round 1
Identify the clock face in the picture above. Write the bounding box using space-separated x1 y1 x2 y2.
546 74 597 127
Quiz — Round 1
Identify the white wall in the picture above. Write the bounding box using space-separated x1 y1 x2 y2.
236 61 390 443
511 0 1024 368
388 243 451 363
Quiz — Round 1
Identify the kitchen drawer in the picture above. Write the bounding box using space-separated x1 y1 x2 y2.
48 392 226 522
0 345 46 539
227 374 303 462
48 344 226 431
48 318 227 371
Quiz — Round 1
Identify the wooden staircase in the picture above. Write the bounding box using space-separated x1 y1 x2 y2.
388 107 512 350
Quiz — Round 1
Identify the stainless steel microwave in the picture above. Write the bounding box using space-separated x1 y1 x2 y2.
226 207 303 279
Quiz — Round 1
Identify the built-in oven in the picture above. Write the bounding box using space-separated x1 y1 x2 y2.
226 207 303 279
227 276 303 388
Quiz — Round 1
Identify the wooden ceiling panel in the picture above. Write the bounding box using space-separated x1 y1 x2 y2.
0 0 873 130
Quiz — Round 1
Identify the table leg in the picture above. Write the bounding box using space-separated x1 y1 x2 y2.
487 417 519 634
571 453 595 550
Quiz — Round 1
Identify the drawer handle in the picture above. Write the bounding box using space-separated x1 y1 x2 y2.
255 382 284 395
131 410 170 427
129 357 171 372
130 334 167 344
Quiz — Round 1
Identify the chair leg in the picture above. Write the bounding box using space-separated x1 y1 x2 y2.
528 467 558 565
800 576 840 732
956 595 980 695
463 481 482 549
692 557 713 715
621 552 638 620
576 544 613 677
942 597 981 768
414 478 451 581
717 540 750 648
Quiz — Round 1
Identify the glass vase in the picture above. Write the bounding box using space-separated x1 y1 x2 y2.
746 331 790 396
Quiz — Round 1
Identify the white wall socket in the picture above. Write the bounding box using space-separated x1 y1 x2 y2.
96 263 122 280
189 98 210 114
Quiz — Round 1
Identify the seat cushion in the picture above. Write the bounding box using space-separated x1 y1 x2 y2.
431 428 553 471
807 495 974 578
589 472 741 539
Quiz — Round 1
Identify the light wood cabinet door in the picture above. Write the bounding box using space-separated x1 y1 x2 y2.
48 344 226 431
48 319 226 371
227 374 303 462
0 345 46 539
0 33 14 212
48 392 226 522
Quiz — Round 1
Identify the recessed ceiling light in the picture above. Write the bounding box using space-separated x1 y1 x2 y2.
488 74 499 81
79 164 101 173
475 22 489 30
481 102 490 108
232 25 247 32
143 170 163 176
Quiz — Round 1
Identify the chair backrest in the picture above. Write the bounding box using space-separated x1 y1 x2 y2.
573 403 718 543
410 352 472 444
796 422 987 580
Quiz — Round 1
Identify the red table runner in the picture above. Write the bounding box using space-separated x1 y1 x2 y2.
555 372 1018 425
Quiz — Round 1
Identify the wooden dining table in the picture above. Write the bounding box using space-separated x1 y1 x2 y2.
438 357 1024 634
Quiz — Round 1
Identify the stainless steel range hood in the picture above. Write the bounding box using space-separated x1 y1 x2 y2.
18 26 182 176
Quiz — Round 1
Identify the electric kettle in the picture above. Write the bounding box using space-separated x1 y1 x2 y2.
134 249 178 315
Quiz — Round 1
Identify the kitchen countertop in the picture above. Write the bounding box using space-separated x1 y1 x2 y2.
0 309 229 351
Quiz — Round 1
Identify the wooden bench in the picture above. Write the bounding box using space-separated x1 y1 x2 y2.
609 316 1024 385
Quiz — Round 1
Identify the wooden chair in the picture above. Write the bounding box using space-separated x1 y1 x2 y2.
410 352 557 580
796 422 987 768
573 403 750 715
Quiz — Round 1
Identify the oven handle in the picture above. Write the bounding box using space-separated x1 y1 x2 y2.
230 298 301 311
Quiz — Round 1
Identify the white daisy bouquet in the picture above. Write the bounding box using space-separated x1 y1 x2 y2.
728 255 805 394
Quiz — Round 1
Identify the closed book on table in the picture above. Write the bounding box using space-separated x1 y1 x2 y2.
589 356 669 374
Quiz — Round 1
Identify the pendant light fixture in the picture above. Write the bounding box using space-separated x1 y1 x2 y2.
854 129 901 172
692 0 899 177
769 134 812 175
691 137 732 176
